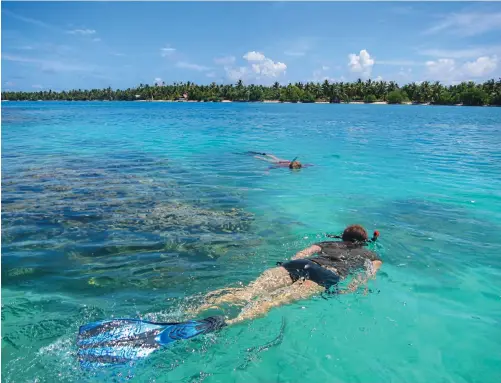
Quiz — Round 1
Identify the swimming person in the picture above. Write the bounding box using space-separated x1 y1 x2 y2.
197 224 381 324
249 152 308 169
77 224 381 368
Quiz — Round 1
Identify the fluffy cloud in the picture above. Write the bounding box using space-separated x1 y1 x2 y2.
68 29 96 35
463 55 498 77
32 84 43 89
348 49 374 77
243 51 287 77
215 51 286 82
425 55 498 82
243 51 266 62
154 77 163 85
425 58 456 78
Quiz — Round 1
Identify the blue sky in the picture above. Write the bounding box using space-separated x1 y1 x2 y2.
2 1 501 91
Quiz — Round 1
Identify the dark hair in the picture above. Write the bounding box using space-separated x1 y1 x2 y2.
289 161 302 169
342 224 368 243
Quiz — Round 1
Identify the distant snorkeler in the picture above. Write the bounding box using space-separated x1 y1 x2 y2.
247 151 312 170
77 224 381 369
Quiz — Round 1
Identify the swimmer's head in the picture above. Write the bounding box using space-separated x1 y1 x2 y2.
289 161 302 169
342 224 368 243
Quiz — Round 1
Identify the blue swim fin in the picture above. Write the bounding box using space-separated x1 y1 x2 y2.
77 315 226 369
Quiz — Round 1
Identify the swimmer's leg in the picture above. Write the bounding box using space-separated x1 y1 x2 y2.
254 155 275 163
226 280 324 325
192 267 293 315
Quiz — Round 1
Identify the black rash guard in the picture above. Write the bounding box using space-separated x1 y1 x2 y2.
310 241 381 278
278 241 381 290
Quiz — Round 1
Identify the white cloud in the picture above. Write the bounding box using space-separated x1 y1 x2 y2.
425 58 456 78
374 75 383 81
176 61 211 71
92 37 101 42
243 51 266 62
112 52 126 57
244 51 287 77
463 55 498 77
214 56 235 65
206 72 216 78
32 84 43 89
425 11 501 37
160 46 176 57
424 55 498 82
221 51 287 82
348 49 375 77
68 29 96 35
5 81 15 86
322 65 330 71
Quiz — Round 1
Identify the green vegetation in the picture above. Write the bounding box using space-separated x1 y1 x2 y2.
364 94 377 103
2 78 501 106
387 90 408 104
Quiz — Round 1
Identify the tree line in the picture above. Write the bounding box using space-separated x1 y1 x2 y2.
2 78 501 106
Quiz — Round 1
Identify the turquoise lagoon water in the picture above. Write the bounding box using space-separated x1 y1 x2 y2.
2 102 501 383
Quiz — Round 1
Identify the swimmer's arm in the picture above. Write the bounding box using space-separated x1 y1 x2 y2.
291 245 322 260
338 260 382 294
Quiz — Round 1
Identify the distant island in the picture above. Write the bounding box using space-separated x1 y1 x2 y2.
2 79 500 106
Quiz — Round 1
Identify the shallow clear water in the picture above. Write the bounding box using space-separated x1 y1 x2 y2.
2 102 501 383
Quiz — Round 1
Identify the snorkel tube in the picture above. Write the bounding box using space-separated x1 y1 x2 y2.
326 230 380 244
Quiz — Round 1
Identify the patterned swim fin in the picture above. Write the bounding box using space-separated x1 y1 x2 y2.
77 316 226 369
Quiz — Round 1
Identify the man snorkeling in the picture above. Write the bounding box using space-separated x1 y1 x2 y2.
77 224 381 368
249 152 305 169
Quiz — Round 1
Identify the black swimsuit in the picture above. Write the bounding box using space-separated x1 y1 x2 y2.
279 241 381 290
278 258 340 290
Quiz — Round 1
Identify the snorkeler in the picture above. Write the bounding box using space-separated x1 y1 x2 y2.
248 152 308 170
77 224 381 368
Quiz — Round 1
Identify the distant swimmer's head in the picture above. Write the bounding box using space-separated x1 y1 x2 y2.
342 224 369 243
289 161 302 169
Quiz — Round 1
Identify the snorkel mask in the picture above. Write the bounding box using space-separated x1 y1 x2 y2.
326 230 380 244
